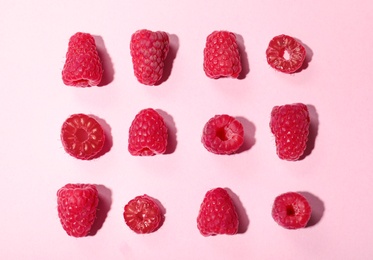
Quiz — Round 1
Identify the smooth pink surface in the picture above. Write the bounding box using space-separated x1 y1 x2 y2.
1 0 373 259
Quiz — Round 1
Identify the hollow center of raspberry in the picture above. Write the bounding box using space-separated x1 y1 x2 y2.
76 128 89 142
216 128 229 141
281 49 291 60
286 205 295 216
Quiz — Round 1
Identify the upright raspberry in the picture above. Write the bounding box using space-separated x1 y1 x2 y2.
272 192 312 229
130 29 169 85
123 195 163 234
128 108 168 156
57 184 99 237
266 34 306 73
270 103 310 160
197 188 239 236
62 32 103 87
60 113 106 160
202 114 244 155
203 31 242 79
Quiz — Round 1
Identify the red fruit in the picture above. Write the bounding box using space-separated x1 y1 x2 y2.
272 192 312 229
123 195 163 234
130 29 169 85
270 103 310 161
203 31 242 79
62 32 103 87
57 184 99 237
197 187 239 236
266 34 306 73
61 114 106 160
202 114 244 155
128 108 168 156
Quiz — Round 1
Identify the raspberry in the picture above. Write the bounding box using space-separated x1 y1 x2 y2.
270 103 310 161
203 31 242 79
266 34 306 73
62 32 103 87
202 114 244 155
197 188 239 236
128 108 168 156
57 184 99 237
60 114 106 160
272 192 312 229
130 29 169 85
123 194 163 234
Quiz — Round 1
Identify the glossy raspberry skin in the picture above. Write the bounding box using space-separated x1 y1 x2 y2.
130 29 169 85
272 192 312 229
62 32 103 87
123 195 163 234
270 103 310 161
203 31 242 79
60 114 105 160
57 184 99 237
197 188 239 236
128 108 168 156
266 34 306 73
202 114 244 155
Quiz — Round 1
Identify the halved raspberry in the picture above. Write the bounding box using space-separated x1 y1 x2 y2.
197 187 239 236
123 194 163 234
57 183 99 237
203 31 242 79
202 115 244 155
272 192 312 229
60 114 105 160
270 103 310 160
266 34 306 73
128 108 168 156
62 32 103 87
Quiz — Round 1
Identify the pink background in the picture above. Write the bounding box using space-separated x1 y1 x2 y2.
1 0 373 259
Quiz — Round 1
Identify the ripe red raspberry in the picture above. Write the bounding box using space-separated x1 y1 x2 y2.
270 103 310 160
197 188 239 236
57 184 99 237
266 34 306 73
60 114 106 160
203 31 242 79
62 32 103 87
202 114 244 155
272 192 312 229
123 194 163 234
128 108 168 156
130 29 169 85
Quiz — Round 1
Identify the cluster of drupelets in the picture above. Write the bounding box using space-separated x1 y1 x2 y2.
57 30 314 238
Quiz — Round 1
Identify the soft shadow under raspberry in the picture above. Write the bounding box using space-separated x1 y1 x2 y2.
298 191 325 227
225 188 249 234
236 116 256 154
89 185 112 236
156 109 177 154
235 33 250 79
299 104 318 160
94 35 115 86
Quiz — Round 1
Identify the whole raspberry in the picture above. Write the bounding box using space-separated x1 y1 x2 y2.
202 114 244 155
123 194 163 234
60 113 106 160
266 34 306 73
62 32 103 87
130 29 169 85
197 188 239 236
270 103 310 160
203 31 242 79
128 108 168 156
57 184 99 237
272 192 312 229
